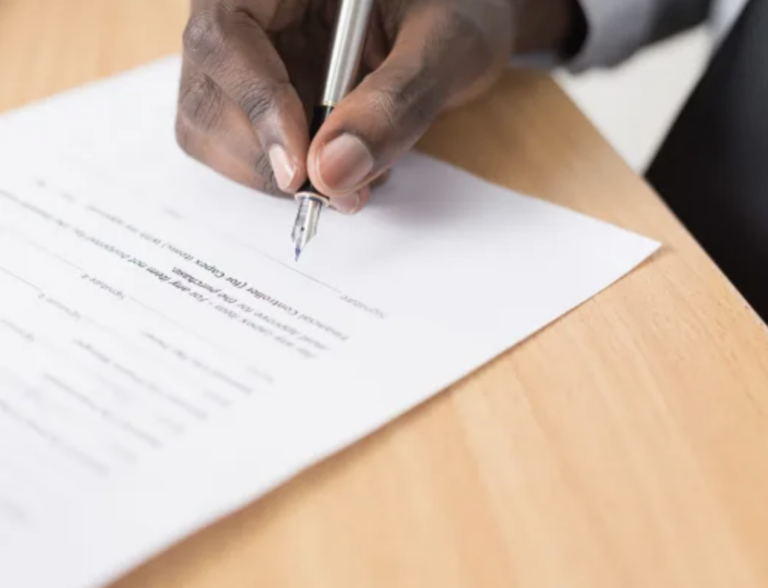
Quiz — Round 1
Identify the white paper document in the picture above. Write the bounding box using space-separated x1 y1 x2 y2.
0 57 659 588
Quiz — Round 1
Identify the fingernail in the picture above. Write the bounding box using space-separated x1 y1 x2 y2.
317 134 374 192
332 190 362 214
268 145 296 192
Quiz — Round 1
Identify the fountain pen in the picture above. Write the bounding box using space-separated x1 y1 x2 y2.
291 0 375 261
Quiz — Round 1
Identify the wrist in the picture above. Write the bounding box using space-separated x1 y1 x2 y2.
511 0 587 57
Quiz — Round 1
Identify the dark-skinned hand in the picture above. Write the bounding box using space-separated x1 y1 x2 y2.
176 0 578 213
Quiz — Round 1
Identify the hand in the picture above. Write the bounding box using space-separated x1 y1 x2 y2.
176 0 577 213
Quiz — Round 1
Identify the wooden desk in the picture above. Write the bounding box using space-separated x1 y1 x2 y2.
4 1 768 587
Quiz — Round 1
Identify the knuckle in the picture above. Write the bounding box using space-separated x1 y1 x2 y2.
367 86 400 134
368 71 440 134
402 79 441 127
253 151 280 194
178 73 223 132
183 8 226 63
237 80 286 127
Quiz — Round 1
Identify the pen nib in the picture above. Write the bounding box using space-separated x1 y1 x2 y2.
291 195 324 262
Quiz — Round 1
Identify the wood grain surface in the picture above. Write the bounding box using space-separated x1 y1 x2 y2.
3 1 768 587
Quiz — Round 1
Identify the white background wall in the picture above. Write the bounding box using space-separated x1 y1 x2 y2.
554 28 711 172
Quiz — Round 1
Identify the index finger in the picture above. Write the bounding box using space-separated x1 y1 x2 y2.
183 2 309 192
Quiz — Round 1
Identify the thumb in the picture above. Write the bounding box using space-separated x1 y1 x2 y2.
307 2 509 208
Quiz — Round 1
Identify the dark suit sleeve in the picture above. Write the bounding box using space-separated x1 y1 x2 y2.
567 0 714 70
